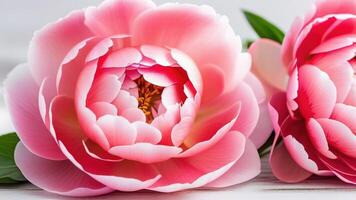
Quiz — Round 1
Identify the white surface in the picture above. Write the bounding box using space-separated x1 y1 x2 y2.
1 158 356 200
1 0 356 199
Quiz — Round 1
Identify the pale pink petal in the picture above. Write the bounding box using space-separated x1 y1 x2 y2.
249 39 288 91
102 48 142 68
171 117 194 147
85 0 156 36
311 34 356 54
243 72 266 104
149 131 246 192
161 84 185 108
51 96 161 191
140 45 176 66
88 74 122 103
206 139 260 187
15 142 113 197
151 105 180 145
317 119 356 158
331 103 356 133
109 143 182 163
345 80 356 106
119 108 146 122
133 121 162 144
138 65 188 87
133 4 241 90
4 64 65 160
297 65 337 119
249 102 273 148
306 118 337 159
29 10 92 85
83 140 122 162
270 141 313 183
97 115 137 147
89 102 117 118
233 52 252 86
112 90 139 111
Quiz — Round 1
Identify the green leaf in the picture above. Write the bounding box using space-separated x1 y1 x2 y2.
242 9 285 44
0 133 27 184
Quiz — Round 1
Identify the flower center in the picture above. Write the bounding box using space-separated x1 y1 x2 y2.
135 76 163 123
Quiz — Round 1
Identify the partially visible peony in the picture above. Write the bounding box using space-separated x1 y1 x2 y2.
250 0 356 184
4 0 271 196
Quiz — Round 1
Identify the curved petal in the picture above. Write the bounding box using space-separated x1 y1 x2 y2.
15 142 113 197
149 131 246 192
29 10 92 85
331 103 356 133
51 96 161 191
4 64 65 160
297 65 337 119
85 0 156 36
206 139 260 187
109 143 182 164
249 102 273 148
270 141 312 183
133 3 241 91
249 39 288 91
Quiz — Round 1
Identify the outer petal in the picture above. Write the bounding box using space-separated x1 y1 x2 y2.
270 141 312 183
15 142 113 197
149 131 246 192
4 64 65 160
206 139 260 187
249 39 288 91
85 0 156 37
29 10 92 85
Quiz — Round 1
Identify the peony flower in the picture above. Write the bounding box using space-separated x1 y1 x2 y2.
4 0 271 196
250 0 356 184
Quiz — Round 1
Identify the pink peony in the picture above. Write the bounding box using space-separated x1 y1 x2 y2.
250 0 356 184
4 0 271 196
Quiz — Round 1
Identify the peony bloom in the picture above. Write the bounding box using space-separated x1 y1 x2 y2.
4 0 271 196
250 0 356 184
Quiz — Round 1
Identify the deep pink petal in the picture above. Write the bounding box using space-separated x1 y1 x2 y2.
138 65 188 87
270 141 313 183
15 142 113 197
4 64 65 160
297 65 337 119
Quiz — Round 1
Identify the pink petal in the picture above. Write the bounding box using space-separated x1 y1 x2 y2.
119 108 146 122
243 72 266 104
314 0 356 20
249 102 273 148
140 45 176 66
132 4 241 90
200 64 225 103
4 64 65 160
109 143 182 163
87 74 122 103
161 84 186 108
270 141 313 183
112 90 139 111
206 139 260 187
133 121 162 144
331 103 356 133
29 10 92 85
311 34 356 54
151 105 180 145
317 118 356 158
297 65 337 119
138 65 188 87
171 116 194 147
249 39 288 91
51 96 161 191
88 102 118 118
149 131 246 192
15 142 113 197
102 48 142 68
306 118 337 159
83 140 122 162
84 0 156 36
97 115 137 147
268 92 289 136
345 80 356 106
